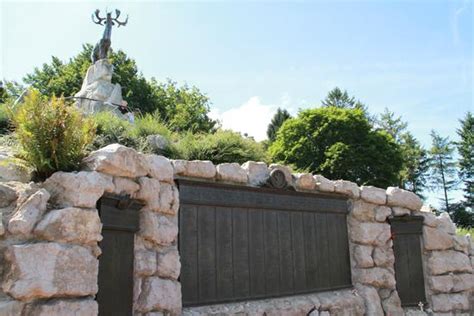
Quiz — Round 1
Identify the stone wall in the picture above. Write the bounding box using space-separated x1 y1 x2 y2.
0 143 472 315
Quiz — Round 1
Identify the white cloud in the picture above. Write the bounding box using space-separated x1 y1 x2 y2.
209 96 284 141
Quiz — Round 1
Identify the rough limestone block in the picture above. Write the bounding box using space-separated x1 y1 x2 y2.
294 173 316 190
386 187 422 211
415 210 438 227
158 183 179 216
171 160 187 175
83 143 149 178
380 290 403 315
430 275 454 293
3 243 98 300
349 220 391 246
452 273 474 292
351 200 376 222
360 186 387 205
157 249 181 280
44 171 113 208
392 206 411 216
334 180 360 198
0 300 24 315
0 183 18 207
139 211 178 246
353 245 374 268
317 289 365 315
146 155 174 182
34 207 102 245
135 249 157 277
353 267 396 289
8 188 50 236
0 213 4 236
372 247 395 268
24 299 98 316
136 277 182 315
453 235 470 254
354 285 383 315
241 161 269 186
133 277 142 309
216 163 248 183
135 177 160 211
183 160 216 179
313 175 335 192
428 250 472 275
437 212 456 235
423 226 454 251
374 206 392 222
111 177 140 196
431 293 470 312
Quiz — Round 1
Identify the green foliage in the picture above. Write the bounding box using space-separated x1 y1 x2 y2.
399 132 430 197
91 111 176 156
449 203 474 229
322 87 366 110
429 130 458 212
130 113 171 139
269 106 403 188
456 226 474 236
0 104 10 134
267 108 292 142
174 130 267 164
377 109 430 197
10 90 95 179
456 112 474 208
23 44 216 133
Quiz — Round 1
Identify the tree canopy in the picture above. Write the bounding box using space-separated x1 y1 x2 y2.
269 106 403 188
267 108 292 142
429 130 457 212
376 109 429 197
23 44 216 133
456 112 474 208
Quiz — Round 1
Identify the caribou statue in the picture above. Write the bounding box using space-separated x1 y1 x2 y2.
91 9 128 63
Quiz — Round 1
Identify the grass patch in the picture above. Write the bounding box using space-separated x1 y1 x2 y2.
456 227 474 236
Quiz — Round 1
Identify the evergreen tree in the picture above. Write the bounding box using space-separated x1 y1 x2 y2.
429 130 457 212
456 112 474 208
267 108 291 142
322 87 366 110
377 109 429 197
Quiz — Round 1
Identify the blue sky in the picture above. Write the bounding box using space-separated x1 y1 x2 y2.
1 0 472 206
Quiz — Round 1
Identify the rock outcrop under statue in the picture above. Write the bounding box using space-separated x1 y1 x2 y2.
74 59 124 116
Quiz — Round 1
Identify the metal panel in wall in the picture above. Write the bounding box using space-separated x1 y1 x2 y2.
390 216 426 307
178 180 352 307
96 195 142 316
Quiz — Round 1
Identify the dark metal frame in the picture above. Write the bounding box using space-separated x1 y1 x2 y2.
177 179 353 307
389 216 427 307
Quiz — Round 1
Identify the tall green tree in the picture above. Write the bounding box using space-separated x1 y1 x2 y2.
269 106 403 188
429 130 457 212
23 44 216 133
267 108 291 142
399 132 430 196
322 87 366 110
377 109 429 197
456 112 474 207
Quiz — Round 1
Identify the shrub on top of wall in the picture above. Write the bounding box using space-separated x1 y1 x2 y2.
174 130 268 164
10 89 95 179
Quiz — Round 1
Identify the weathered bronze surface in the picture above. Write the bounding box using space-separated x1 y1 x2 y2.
178 180 352 307
91 9 128 63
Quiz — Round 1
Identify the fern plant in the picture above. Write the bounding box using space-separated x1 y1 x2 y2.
10 89 95 178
